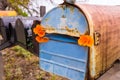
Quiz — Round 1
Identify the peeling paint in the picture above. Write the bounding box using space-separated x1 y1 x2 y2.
44 25 81 37
44 18 49 22
69 6 74 13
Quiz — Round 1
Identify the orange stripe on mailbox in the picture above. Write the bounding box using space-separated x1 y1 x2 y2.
0 11 17 17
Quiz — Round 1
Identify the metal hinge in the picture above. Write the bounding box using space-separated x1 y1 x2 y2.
94 31 101 46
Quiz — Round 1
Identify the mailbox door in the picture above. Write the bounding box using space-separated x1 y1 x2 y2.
40 34 88 80
40 4 89 80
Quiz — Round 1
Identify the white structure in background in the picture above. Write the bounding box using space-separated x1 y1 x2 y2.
27 0 55 16
27 0 85 16
27 0 120 16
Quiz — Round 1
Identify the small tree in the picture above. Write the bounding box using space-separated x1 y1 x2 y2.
0 0 30 16
0 0 7 10
7 0 30 16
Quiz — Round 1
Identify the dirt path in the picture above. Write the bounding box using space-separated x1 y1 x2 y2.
1 46 69 80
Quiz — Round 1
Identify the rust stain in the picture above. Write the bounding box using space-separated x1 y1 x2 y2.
75 3 120 79
44 18 49 22
69 6 74 13
44 25 84 37
59 5 66 10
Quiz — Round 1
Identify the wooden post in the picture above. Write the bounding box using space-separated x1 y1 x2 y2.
40 6 46 17
0 52 4 80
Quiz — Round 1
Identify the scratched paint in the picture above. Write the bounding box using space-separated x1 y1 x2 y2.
41 5 89 37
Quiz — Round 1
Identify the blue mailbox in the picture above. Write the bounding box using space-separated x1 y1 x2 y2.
39 1 89 80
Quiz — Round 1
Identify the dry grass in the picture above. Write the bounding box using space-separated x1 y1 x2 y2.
2 46 68 80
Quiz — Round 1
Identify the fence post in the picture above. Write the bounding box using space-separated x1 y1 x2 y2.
40 6 46 17
0 52 4 80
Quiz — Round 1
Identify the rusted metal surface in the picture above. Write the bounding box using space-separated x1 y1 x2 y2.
75 4 120 79
40 3 89 80
41 4 89 37
40 3 120 80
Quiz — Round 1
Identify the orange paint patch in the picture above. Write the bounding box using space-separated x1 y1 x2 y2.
33 24 49 43
35 36 49 43
78 35 94 47
33 25 45 34
37 30 45 37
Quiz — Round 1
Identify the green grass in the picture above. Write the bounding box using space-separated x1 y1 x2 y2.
11 45 33 60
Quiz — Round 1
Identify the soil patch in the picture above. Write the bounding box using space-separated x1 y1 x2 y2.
2 46 69 80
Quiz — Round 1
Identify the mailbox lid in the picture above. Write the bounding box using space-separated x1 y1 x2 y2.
41 4 89 37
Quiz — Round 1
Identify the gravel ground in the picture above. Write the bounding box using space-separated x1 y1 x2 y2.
1 46 69 80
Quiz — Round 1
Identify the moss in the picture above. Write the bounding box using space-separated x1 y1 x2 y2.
11 45 33 59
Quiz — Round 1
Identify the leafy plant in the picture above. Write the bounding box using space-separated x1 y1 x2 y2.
11 45 33 59
7 0 30 16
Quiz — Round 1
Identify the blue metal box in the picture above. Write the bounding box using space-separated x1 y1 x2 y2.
39 2 89 80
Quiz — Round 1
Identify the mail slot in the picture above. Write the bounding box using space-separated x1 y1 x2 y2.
15 17 41 55
39 1 120 80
